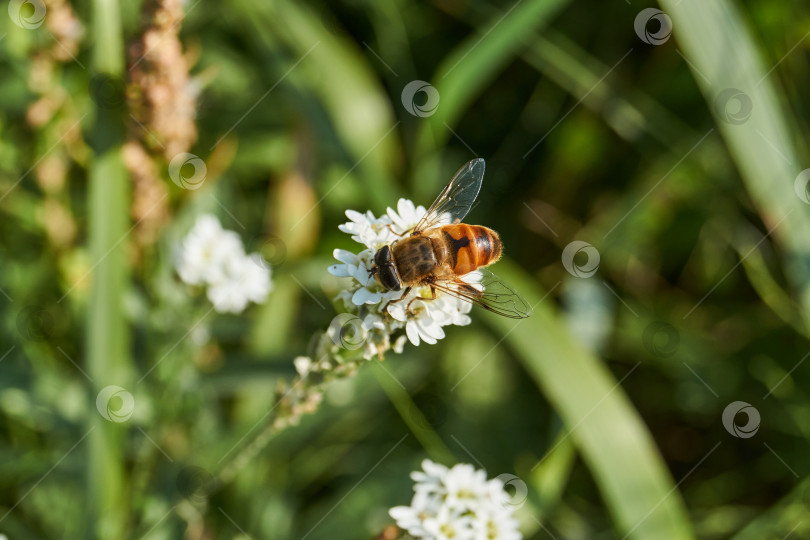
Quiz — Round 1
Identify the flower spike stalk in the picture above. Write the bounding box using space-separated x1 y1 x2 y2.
210 198 481 492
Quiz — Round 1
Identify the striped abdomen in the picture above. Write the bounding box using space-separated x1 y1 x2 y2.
430 224 502 276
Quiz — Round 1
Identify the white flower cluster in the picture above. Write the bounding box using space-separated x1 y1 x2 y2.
327 199 474 357
390 459 522 540
176 214 272 313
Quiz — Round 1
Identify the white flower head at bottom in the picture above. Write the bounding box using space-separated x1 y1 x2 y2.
389 459 523 540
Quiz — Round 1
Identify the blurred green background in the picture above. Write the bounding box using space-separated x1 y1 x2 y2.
2 0 810 538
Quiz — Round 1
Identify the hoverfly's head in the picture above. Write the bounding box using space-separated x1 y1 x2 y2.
370 244 402 291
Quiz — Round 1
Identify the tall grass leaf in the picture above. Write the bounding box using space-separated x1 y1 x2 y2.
412 0 569 197
482 259 694 539
234 0 400 208
731 477 810 539
659 0 810 330
421 0 569 146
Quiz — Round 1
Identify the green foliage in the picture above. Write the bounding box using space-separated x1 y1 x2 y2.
1 0 809 538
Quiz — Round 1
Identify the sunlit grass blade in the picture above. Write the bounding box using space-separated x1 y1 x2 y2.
529 431 576 526
482 259 694 539
659 0 810 330
522 28 695 148
233 0 400 209
734 228 809 339
412 0 569 197
420 0 569 145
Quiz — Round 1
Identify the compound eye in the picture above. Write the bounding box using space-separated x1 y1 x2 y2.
374 245 392 265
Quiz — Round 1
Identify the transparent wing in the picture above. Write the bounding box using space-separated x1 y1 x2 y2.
432 268 533 319
412 158 485 233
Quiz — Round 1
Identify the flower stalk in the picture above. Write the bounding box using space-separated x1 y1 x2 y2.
87 0 130 537
212 325 377 487
207 198 478 499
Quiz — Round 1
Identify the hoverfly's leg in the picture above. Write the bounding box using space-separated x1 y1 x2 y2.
381 286 412 314
405 285 438 313
386 224 410 237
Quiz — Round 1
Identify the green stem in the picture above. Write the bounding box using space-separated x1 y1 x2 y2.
371 366 456 464
87 0 129 537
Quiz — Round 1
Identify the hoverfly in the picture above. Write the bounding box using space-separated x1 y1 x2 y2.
370 158 532 319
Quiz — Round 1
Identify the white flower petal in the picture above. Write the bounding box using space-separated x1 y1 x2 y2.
421 459 449 479
419 332 437 345
393 335 408 354
352 288 381 305
386 208 408 233
363 314 386 331
462 270 484 284
327 264 351 277
397 198 416 220
177 216 273 312
333 248 359 265
419 319 445 341
294 356 312 376
206 280 249 313
405 321 421 346
387 302 407 321
351 265 372 286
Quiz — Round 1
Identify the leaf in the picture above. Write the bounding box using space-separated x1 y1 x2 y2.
233 0 400 209
479 259 694 539
659 0 810 331
421 0 569 144
411 0 570 198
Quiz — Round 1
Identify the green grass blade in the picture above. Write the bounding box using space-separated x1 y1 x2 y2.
234 0 400 209
530 431 576 522
523 28 695 148
412 0 569 197
731 477 810 539
371 366 456 464
420 0 568 143
481 259 694 539
659 0 810 330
